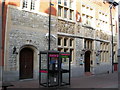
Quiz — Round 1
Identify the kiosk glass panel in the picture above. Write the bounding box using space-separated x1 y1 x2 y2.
48 54 59 86
40 54 48 86
60 53 70 85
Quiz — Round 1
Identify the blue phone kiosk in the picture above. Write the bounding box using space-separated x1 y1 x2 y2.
39 50 71 87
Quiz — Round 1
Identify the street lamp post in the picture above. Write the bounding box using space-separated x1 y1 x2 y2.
48 0 51 50
109 1 119 73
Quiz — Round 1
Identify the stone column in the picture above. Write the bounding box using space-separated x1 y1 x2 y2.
91 40 96 74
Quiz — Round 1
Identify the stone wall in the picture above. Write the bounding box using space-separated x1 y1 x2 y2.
75 38 84 65
3 6 58 81
94 63 112 74
7 6 57 69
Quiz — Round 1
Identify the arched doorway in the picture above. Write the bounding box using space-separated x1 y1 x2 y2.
19 48 33 79
84 51 91 72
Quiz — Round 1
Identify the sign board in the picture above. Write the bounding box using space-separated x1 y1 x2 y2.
49 54 59 57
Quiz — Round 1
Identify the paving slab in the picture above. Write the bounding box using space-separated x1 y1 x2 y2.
3 72 118 89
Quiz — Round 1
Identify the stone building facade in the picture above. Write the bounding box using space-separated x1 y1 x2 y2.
2 0 119 81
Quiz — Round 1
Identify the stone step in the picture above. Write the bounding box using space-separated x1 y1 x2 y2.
85 72 92 76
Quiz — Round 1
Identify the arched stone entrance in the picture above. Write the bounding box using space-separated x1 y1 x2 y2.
19 48 33 79
84 51 91 72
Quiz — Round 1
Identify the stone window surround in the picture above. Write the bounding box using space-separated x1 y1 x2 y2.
81 4 95 28
82 14 93 25
98 11 109 31
57 36 74 63
100 42 109 62
81 3 94 17
84 39 93 50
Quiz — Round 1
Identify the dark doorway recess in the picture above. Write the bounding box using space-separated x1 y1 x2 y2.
20 48 33 79
85 51 91 72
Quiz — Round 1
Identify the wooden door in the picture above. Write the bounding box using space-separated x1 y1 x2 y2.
20 48 33 79
85 51 90 72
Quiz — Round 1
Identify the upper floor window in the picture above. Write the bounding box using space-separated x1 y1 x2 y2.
58 0 75 20
70 0 74 8
58 37 62 46
84 39 93 49
58 6 62 17
22 0 28 9
22 0 40 11
70 39 74 47
31 0 35 10
64 8 68 18
64 0 67 6
70 10 73 20
58 0 61 4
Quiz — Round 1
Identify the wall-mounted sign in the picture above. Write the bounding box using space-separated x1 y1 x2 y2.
40 70 48 73
49 54 59 57
61 56 69 58
61 54 70 56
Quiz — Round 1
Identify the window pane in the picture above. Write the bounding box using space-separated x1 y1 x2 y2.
70 10 73 20
64 0 67 6
58 6 62 17
70 39 73 46
58 48 62 52
58 0 61 4
84 40 86 49
22 0 28 9
64 38 67 46
31 0 35 10
64 8 67 18
64 49 68 52
58 37 62 45
69 0 72 8
90 41 92 49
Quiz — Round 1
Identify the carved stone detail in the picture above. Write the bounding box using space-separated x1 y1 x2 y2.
58 20 75 34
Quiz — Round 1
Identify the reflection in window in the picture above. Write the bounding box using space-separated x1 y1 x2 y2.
58 6 62 17
58 0 61 4
22 0 38 11
22 0 28 9
64 38 67 46
64 0 67 6
70 39 73 46
58 37 62 46
70 10 73 20
31 0 35 10
64 8 68 18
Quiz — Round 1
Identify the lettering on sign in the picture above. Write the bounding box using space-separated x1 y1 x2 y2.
49 54 59 57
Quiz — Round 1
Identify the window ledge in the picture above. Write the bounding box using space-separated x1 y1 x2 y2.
58 17 75 23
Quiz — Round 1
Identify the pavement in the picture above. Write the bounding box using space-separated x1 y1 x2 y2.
1 72 119 89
